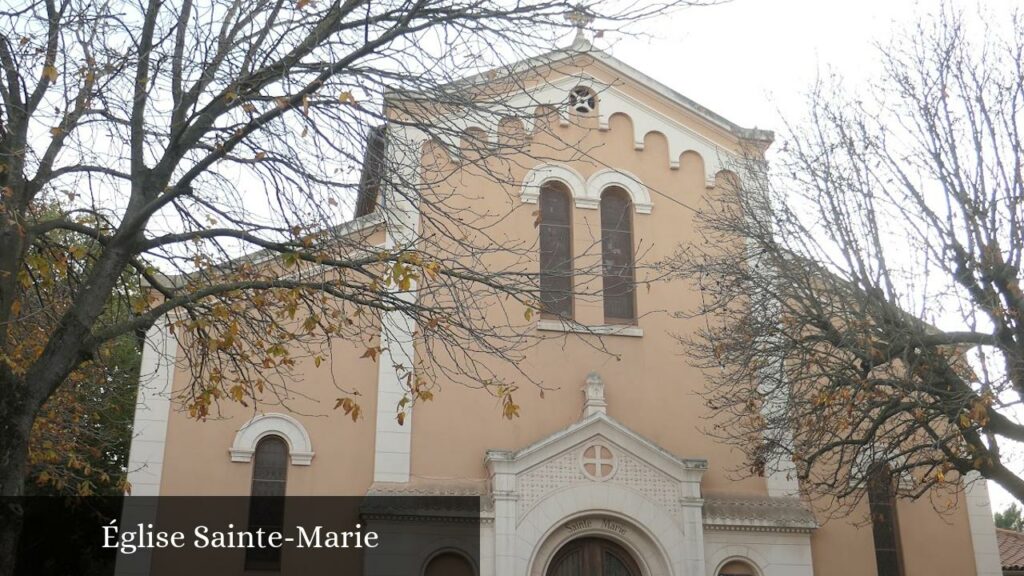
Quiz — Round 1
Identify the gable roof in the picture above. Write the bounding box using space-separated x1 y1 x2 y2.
424 37 773 145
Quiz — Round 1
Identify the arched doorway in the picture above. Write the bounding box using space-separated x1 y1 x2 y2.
547 537 642 576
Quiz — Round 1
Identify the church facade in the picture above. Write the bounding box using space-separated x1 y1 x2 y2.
123 40 1003 576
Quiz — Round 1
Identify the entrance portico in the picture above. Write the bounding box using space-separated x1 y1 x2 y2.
482 373 815 576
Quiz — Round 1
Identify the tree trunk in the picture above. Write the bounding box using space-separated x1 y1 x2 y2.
0 383 35 576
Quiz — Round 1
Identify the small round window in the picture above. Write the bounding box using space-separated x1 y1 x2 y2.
569 86 596 114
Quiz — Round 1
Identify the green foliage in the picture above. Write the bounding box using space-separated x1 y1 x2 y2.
995 503 1024 532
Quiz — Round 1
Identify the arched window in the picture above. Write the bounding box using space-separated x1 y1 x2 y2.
245 435 288 571
867 464 904 576
424 551 475 576
718 559 758 576
539 181 573 319
600 187 635 324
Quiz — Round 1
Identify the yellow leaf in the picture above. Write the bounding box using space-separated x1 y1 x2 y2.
42 65 58 82
314 355 322 368
502 397 520 420
524 308 533 321
338 91 356 105
396 411 406 426
423 261 440 280
303 315 318 332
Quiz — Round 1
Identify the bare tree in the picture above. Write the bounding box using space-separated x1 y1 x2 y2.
0 0 711 571
668 6 1024 514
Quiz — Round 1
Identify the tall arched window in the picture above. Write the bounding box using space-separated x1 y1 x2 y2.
245 435 288 571
539 182 573 319
600 187 635 324
867 464 904 576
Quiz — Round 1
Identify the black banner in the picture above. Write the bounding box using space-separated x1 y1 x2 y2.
6 496 481 576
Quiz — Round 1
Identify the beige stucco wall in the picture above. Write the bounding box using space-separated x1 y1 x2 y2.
160 332 380 496
407 64 760 497
150 57 983 574
810 496 977 575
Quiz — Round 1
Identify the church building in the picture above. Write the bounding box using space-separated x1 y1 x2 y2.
122 34 1003 576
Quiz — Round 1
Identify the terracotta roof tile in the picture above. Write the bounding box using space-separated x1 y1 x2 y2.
997 528 1024 569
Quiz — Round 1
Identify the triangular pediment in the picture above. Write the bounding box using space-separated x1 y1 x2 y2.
486 413 706 525
442 39 772 146
393 42 771 187
486 412 706 482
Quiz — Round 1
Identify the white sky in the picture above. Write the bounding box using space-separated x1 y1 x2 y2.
602 0 1024 513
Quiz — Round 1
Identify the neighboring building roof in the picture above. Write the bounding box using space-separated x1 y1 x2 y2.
997 528 1024 571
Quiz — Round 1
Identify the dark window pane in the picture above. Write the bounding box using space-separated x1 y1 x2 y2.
600 188 635 323
867 465 904 576
246 436 288 572
539 184 573 319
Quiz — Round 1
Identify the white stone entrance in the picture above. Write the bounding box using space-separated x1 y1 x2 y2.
484 374 707 576
480 373 817 576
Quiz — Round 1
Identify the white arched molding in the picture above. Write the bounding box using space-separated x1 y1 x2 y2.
500 72 734 185
707 550 767 576
230 413 314 466
520 163 587 205
521 164 652 214
520 484 683 576
584 168 652 214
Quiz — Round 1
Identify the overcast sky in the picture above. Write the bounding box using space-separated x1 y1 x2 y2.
611 0 1018 132
603 0 1023 512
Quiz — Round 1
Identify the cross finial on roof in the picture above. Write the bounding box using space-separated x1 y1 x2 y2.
583 371 607 417
564 4 594 47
